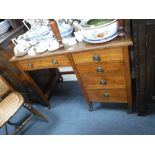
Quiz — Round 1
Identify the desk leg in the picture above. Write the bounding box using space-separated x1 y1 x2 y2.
67 54 92 111
89 102 93 111
21 70 50 108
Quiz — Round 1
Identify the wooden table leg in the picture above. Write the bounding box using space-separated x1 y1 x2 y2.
21 70 50 108
67 54 92 111
88 102 93 112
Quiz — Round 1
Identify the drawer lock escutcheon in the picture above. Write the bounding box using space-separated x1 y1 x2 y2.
103 93 110 98
96 67 104 73
99 80 107 85
27 63 33 68
92 54 101 63
51 59 58 64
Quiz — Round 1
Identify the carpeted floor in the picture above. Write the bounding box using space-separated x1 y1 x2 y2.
1 81 155 135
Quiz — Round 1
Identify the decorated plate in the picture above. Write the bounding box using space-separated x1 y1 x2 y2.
83 32 118 43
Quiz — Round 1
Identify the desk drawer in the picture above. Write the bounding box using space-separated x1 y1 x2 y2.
81 75 126 89
16 55 70 71
87 89 128 103
72 47 123 64
76 62 125 76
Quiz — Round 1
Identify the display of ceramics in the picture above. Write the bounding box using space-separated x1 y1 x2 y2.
12 19 120 57
83 32 118 44
80 19 118 41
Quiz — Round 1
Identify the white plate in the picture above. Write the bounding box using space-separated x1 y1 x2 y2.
83 33 118 43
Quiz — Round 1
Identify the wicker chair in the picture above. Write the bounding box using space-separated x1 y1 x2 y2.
0 75 48 135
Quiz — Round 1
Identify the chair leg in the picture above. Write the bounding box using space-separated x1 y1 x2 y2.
58 73 63 83
4 124 8 135
8 121 19 126
23 103 48 122
12 114 33 135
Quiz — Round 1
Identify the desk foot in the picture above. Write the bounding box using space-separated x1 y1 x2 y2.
58 74 63 83
48 105 51 109
127 104 133 114
88 103 93 112
127 110 133 114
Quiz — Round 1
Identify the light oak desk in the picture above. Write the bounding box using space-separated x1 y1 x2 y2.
10 36 133 112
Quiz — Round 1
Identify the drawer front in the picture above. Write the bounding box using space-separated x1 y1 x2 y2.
81 75 126 89
16 55 70 71
86 89 128 103
76 62 125 76
72 47 123 64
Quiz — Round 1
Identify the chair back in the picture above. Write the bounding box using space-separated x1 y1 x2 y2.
0 75 13 98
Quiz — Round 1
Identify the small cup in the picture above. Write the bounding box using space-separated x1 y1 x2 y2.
27 47 36 56
48 39 59 51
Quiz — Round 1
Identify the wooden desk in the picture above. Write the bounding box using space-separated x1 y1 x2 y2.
10 36 133 112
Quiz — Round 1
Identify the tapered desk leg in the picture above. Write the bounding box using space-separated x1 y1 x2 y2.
89 102 93 112
67 54 92 111
21 70 50 108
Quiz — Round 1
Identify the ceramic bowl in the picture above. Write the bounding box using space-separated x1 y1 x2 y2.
80 19 118 41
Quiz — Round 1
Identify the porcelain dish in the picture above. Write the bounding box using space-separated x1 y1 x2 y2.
83 32 118 43
80 19 118 41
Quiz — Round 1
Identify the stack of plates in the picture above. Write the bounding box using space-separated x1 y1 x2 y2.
0 20 11 35
24 26 56 42
58 23 73 38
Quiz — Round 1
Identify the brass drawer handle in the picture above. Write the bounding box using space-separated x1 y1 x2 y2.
92 54 101 63
51 59 58 64
27 63 33 68
99 80 107 85
96 67 104 73
103 93 110 98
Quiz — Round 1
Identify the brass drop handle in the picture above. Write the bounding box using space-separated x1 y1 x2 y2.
99 80 107 85
103 93 110 98
92 54 101 63
51 59 58 64
27 63 33 68
96 67 104 73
